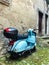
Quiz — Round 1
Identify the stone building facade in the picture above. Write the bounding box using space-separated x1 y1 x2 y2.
35 0 49 35
0 0 49 35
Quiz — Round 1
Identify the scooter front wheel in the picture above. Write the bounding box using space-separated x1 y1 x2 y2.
31 46 36 52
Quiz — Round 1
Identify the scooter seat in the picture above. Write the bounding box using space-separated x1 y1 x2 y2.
17 34 28 40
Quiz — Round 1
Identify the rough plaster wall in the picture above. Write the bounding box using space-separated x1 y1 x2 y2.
0 0 37 33
0 0 12 5
36 0 47 12
0 0 48 33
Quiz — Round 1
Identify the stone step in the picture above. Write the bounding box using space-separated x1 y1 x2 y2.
37 35 49 39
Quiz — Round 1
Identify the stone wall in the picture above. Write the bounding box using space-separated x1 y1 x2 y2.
0 0 37 33
0 0 12 5
0 0 48 33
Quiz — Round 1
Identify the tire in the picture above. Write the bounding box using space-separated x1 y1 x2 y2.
31 46 36 52
10 52 19 59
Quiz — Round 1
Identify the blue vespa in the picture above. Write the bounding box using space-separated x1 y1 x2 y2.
3 28 36 56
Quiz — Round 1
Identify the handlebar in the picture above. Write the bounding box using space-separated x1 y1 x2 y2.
33 29 39 31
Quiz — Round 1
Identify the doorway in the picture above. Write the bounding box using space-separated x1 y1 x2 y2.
45 14 48 34
38 11 43 34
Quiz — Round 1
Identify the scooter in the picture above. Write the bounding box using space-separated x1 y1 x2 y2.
3 27 36 56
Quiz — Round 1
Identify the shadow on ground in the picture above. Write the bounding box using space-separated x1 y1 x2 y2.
5 49 36 62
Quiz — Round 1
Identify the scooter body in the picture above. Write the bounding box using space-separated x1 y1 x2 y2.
3 28 36 55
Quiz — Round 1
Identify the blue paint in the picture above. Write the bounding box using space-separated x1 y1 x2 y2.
10 28 36 53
